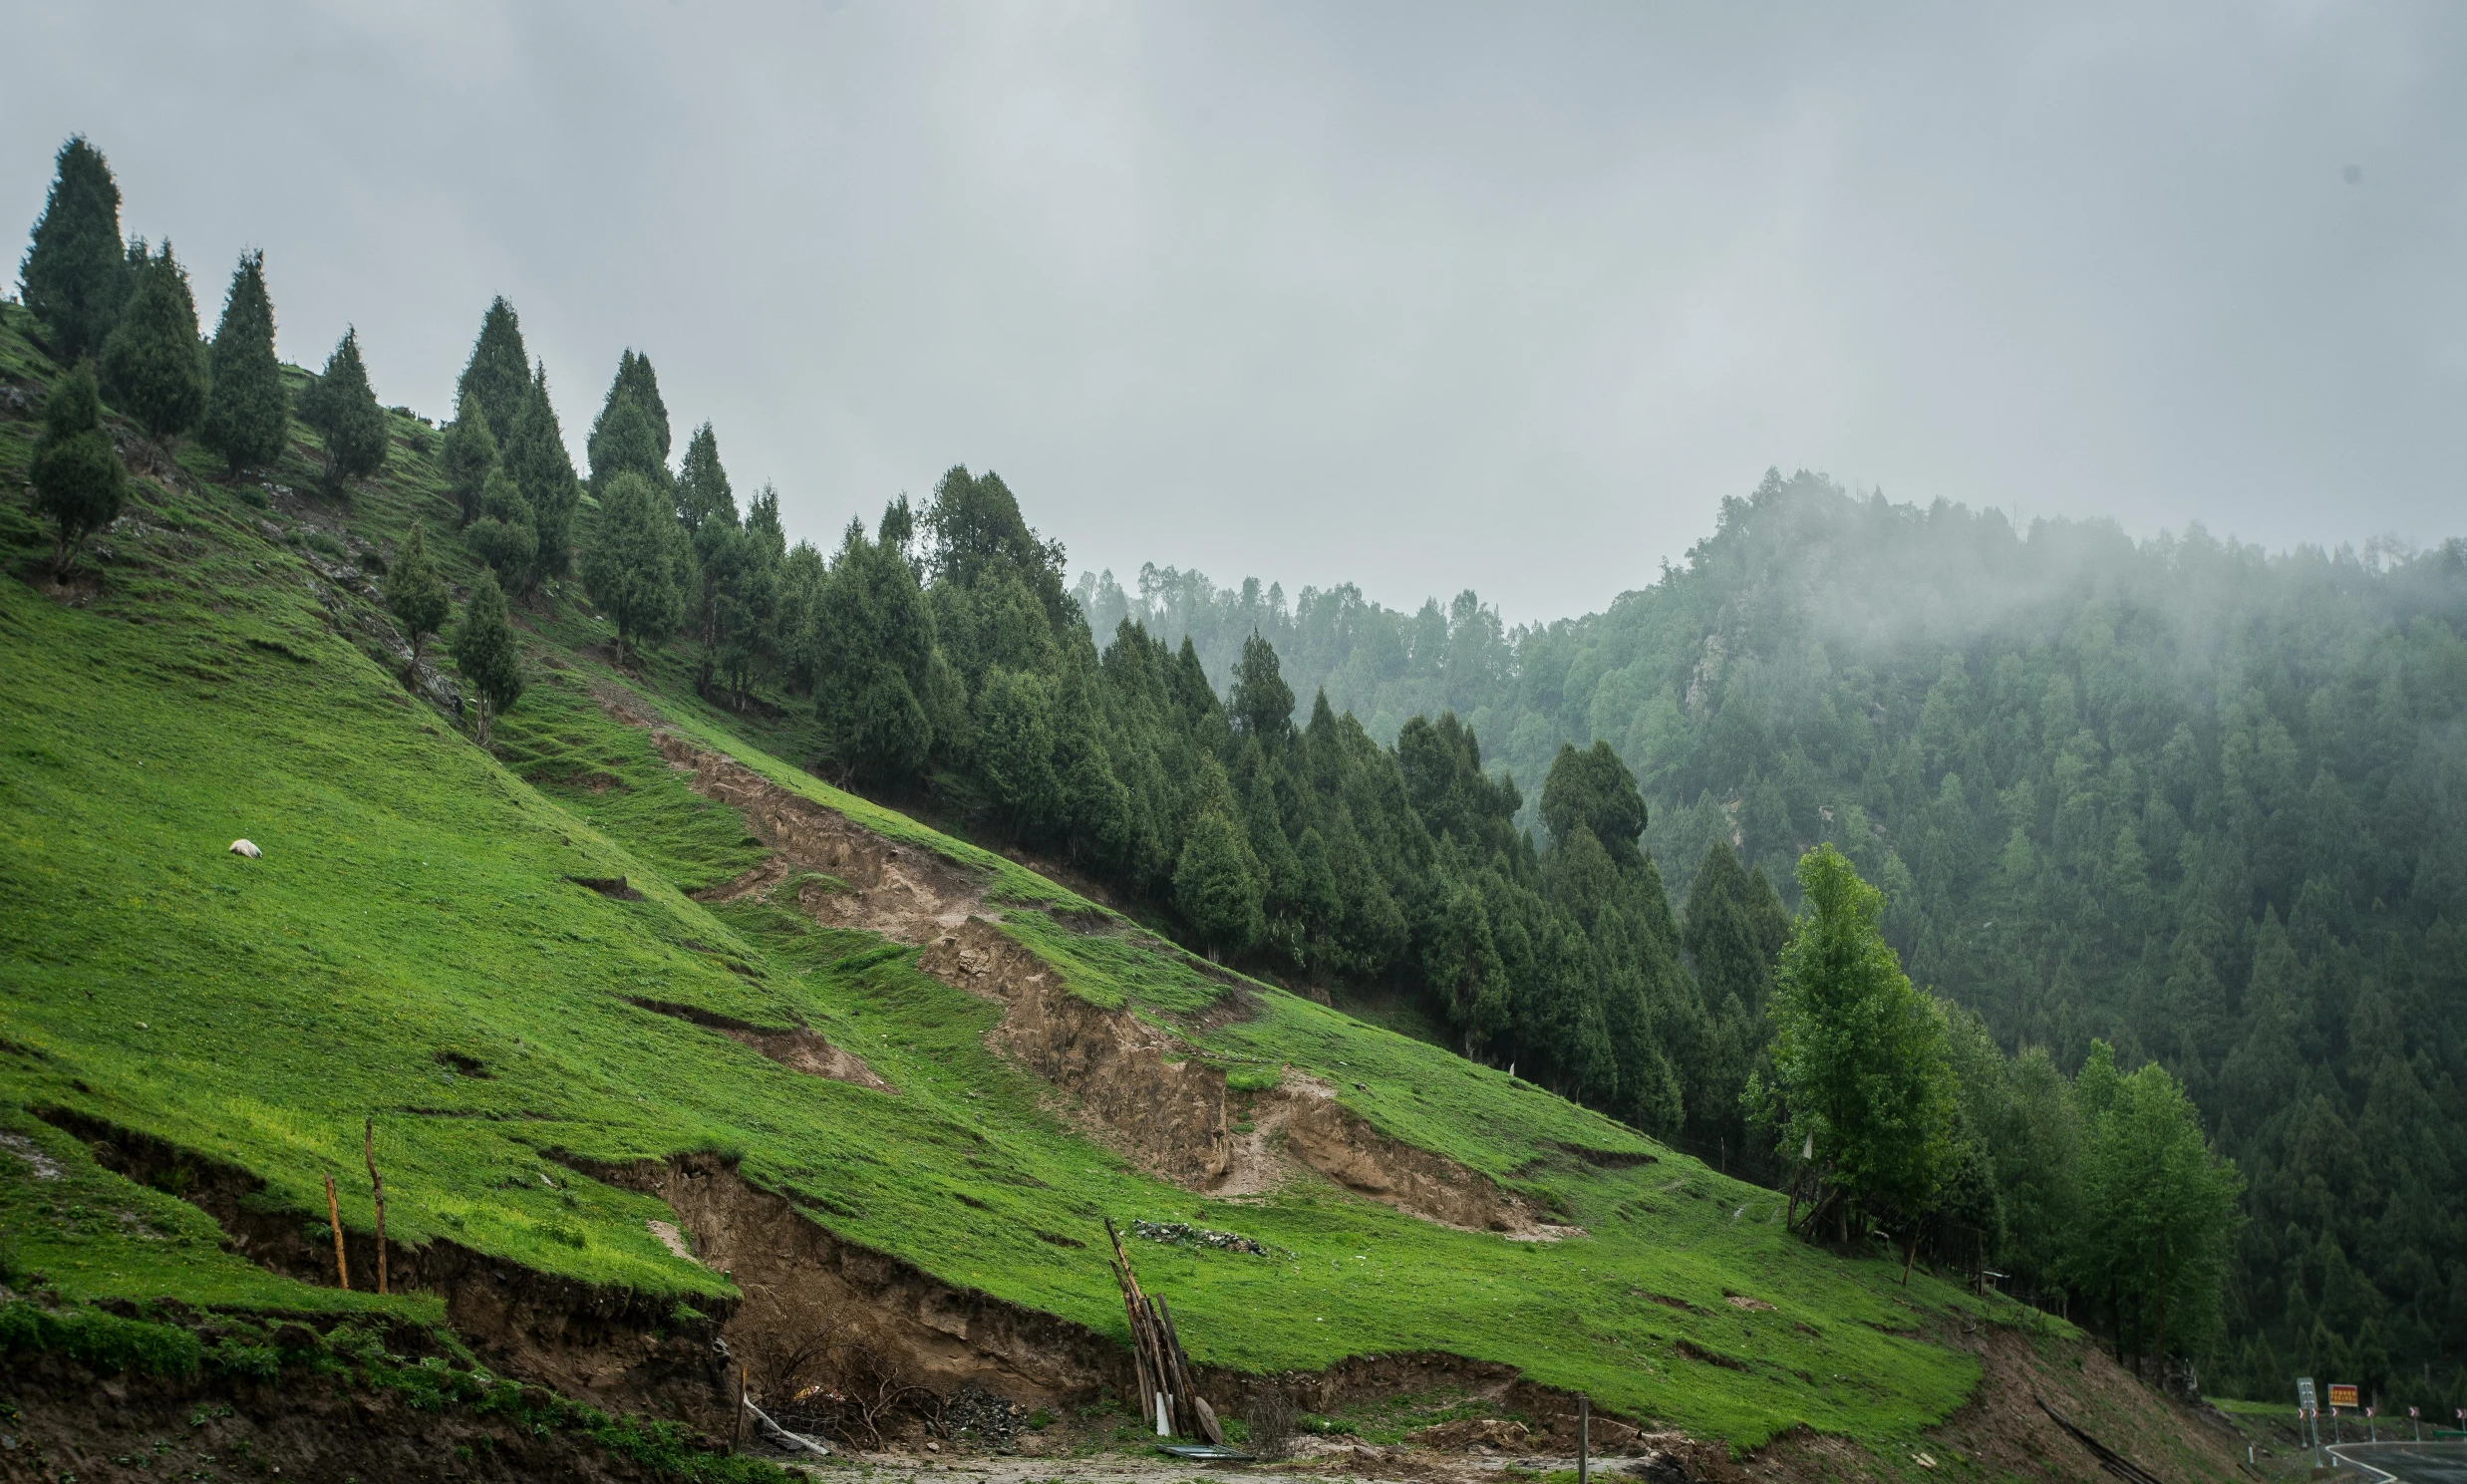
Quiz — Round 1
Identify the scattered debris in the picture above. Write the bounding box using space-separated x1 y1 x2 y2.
1130 1218 1279 1258
939 1381 1022 1448
228 838 262 858
1409 1417 1534 1453
1626 1450 1694 1484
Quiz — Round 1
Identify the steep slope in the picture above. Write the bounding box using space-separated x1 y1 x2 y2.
0 304 2234 1480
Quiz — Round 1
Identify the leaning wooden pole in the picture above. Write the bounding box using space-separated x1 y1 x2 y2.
323 1173 350 1291
364 1117 388 1296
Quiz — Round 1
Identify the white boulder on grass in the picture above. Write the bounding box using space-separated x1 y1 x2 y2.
228 839 262 858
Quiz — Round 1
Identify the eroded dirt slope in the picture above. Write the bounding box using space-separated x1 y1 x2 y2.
627 710 1560 1236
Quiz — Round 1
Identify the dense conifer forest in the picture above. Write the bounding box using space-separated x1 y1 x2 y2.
15 134 2462 1414
1083 478 2467 1405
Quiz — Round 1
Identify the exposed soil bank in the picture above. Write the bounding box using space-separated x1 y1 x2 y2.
33 1107 735 1424
0 1350 711 1484
568 1150 1128 1415
632 997 896 1092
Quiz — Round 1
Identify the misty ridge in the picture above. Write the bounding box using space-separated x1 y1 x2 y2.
1080 464 2467 870
1076 465 2466 1396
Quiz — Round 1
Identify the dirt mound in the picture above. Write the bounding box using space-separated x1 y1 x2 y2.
632 998 895 1092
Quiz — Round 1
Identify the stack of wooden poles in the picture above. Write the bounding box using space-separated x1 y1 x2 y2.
1103 1218 1225 1445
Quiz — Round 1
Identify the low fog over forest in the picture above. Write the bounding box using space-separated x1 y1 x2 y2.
1085 469 2467 1396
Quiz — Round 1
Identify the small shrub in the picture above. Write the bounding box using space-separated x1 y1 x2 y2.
359 548 387 576
205 1338 281 1381
1225 1064 1283 1093
305 529 345 557
239 486 269 509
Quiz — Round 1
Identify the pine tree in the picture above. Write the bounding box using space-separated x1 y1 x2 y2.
587 350 670 491
1229 631 1296 744
20 137 130 364
1176 806 1264 959
440 392 499 527
674 422 735 532
382 521 450 673
451 570 524 746
455 298 530 441
197 251 287 478
98 242 206 444
974 668 1063 831
28 364 127 574
1541 741 1650 870
503 364 580 581
466 466 538 587
580 469 682 664
811 511 942 782
298 327 388 488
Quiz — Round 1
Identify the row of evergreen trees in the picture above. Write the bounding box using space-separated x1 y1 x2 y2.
17 138 521 745
20 138 389 499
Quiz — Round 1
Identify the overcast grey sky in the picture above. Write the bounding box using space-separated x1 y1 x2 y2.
10 3 2464 620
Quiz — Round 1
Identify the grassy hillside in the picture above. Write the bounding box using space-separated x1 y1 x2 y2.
1 300 2135 1462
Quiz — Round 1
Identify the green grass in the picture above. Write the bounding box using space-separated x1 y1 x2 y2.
1 302 2015 1450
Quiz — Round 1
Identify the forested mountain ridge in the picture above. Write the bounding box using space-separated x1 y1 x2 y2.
1084 472 2467 1405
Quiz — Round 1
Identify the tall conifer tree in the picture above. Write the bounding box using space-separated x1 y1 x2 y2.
197 251 287 478
504 364 579 580
440 392 498 528
99 242 206 444
580 470 683 664
299 327 388 487
455 298 530 442
586 352 670 493
19 137 130 364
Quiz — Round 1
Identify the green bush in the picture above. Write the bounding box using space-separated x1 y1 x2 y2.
204 1337 281 1380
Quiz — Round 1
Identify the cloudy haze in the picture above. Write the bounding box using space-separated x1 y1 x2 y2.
9 3 2464 620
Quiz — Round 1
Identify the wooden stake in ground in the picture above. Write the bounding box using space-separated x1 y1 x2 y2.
1579 1393 1590 1484
364 1117 388 1296
323 1172 349 1291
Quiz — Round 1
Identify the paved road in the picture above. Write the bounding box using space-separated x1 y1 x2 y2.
2328 1443 2467 1484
